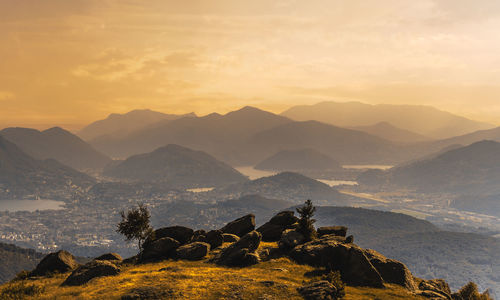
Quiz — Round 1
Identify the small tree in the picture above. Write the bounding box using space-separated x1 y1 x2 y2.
117 203 153 252
296 199 317 241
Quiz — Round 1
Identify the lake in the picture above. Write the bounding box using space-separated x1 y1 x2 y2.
318 179 358 187
235 166 277 180
343 164 393 170
0 199 65 212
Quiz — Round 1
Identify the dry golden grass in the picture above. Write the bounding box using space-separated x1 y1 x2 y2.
0 242 425 299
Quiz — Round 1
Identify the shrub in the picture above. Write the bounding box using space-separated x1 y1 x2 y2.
296 199 317 241
452 282 492 300
117 203 154 252
322 270 345 298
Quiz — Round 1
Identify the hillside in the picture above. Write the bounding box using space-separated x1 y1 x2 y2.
358 140 500 195
103 144 248 188
350 122 432 144
217 172 351 205
248 121 402 164
0 127 111 170
255 149 342 172
0 211 490 300
78 109 196 141
0 136 95 199
0 242 44 283
432 126 500 149
281 101 493 139
90 106 292 163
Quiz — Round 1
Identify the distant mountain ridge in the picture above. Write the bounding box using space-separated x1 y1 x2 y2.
0 127 111 170
103 144 248 188
78 109 196 141
350 122 432 143
358 140 500 198
281 101 493 139
0 135 95 199
255 148 341 171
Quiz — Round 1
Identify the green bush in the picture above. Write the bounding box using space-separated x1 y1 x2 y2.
452 282 492 300
296 199 317 241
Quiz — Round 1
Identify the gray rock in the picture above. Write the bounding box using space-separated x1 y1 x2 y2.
222 233 240 243
220 214 255 237
215 231 262 266
257 211 298 242
418 279 452 299
141 237 180 261
364 249 417 291
62 260 120 286
30 250 79 277
175 242 210 260
317 226 347 238
278 229 305 250
298 281 339 300
151 226 194 245
95 253 122 262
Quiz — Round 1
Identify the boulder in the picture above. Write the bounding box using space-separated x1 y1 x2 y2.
364 249 417 291
289 236 384 288
220 214 255 237
175 242 210 260
95 253 122 262
62 260 120 286
203 230 224 249
141 237 180 261
215 231 262 266
317 226 347 238
30 250 79 277
418 279 452 299
222 233 240 243
278 229 305 250
151 226 194 245
257 211 298 241
298 281 339 300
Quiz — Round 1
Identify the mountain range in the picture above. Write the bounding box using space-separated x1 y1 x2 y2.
0 127 111 170
103 144 248 188
78 109 196 141
0 135 95 199
255 148 341 171
281 101 493 139
350 122 432 143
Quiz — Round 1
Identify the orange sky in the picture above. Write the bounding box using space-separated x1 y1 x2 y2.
1 0 500 130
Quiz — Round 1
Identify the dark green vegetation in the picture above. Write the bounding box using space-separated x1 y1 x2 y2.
0 127 111 170
103 144 248 188
255 148 341 171
0 242 44 283
296 199 317 241
0 135 95 199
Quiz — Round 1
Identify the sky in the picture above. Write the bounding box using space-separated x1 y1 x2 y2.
1 0 500 130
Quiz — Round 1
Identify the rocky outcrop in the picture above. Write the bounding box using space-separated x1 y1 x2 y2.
257 211 298 241
193 230 224 249
141 237 180 261
417 279 452 299
317 226 347 238
175 242 210 260
364 249 417 291
95 253 122 262
222 233 240 243
151 226 194 245
298 281 339 300
62 260 120 286
214 231 261 266
289 235 384 288
278 229 305 250
30 250 79 277
220 214 255 237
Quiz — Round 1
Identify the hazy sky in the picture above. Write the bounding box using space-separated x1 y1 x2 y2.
2 0 500 130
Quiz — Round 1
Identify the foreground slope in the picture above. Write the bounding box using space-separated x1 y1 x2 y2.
103 144 248 188
0 136 95 199
282 101 493 139
0 127 111 170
